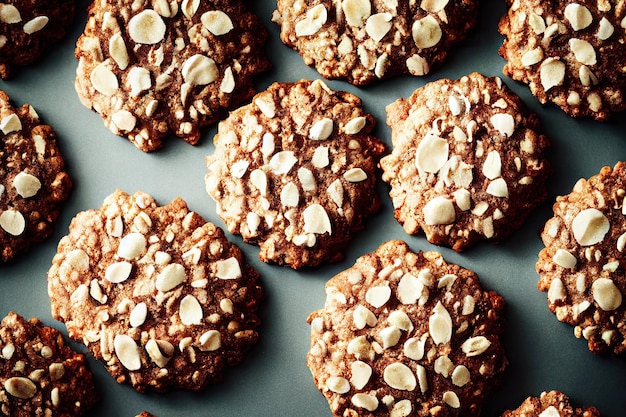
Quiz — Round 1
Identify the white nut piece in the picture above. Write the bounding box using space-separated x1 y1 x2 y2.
569 38 597 65
344 116 367 134
311 147 329 168
597 17 614 40
342 0 371 27
387 310 413 332
295 4 327 37
105 261 133 283
129 302 148 327
486 178 509 198
0 5 22 24
443 391 461 408
250 169 268 195
181 0 200 19
351 393 378 412
303 204 332 235
90 62 119 96
490 113 515 137
13 172 41 198
461 335 491 356
4 377 36 399
114 334 142 370
343 168 368 182
181 54 218 85
453 188 471 211
564 3 593 31
528 13 546 34
117 232 147 260
592 278 622 311
482 151 502 180
309 118 334 140
572 208 610 246
198 329 221 351
423 196 456 225
451 365 470 387
378 326 402 349
421 0 450 12
404 337 426 360
429 302 452 345
365 13 393 42
269 151 298 174
280 182 300 207
155 263 186 292
383 362 417 391
128 9 166 44
220 66 235 93
201 11 234 36
579 65 599 87
415 133 448 173
126 67 152 97
23 16 49 34
412 15 442 49
215 257 242 279
109 33 130 70
0 113 22 134
350 361 372 390
180 294 204 325
365 285 391 308
353 305 377 329
112 110 137 132
553 249 577 269
540 58 565 91
0 209 25 236
521 47 544 66
145 339 174 368
326 376 350 394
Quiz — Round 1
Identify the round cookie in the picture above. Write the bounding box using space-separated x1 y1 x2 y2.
272 0 479 85
537 162 626 355
502 390 601 417
498 0 626 120
307 240 507 417
0 0 75 79
205 79 386 269
0 90 73 263
47 190 264 392
0 311 98 416
379 72 551 252
74 0 271 152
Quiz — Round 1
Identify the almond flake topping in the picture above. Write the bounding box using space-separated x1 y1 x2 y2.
4 377 36 399
342 0 371 27
129 302 147 327
105 261 132 283
114 334 141 370
269 151 298 174
482 151 502 180
597 17 614 40
23 16 48 34
461 336 491 356
180 294 204 325
384 363 417 391
181 54 218 85
564 3 593 31
156 263 186 292
309 118 334 141
415 133 448 173
421 0 449 12
199 330 221 351
181 0 200 19
344 168 367 182
350 361 372 390
487 178 509 198
281 182 300 207
412 15 442 49
0 113 21 134
365 284 392 308
451 365 470 387
540 58 565 91
344 116 367 134
423 196 456 225
327 376 350 393
443 391 461 408
572 208 609 246
365 13 393 42
128 9 166 44
0 5 21 24
303 204 332 235
553 249 577 269
404 337 426 360
521 47 544 67
295 4 327 37
215 257 242 279
351 393 378 411
353 305 377 329
569 39 597 65
110 33 130 69
592 278 622 311
90 62 119 96
201 11 234 36
0 209 25 236
13 172 41 198
117 232 147 260
312 146 329 168
145 339 174 367
429 302 452 345
540 406 561 417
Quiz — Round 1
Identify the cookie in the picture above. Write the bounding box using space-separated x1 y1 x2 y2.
307 240 507 417
135 412 156 417
0 0 75 79
379 72 551 252
537 162 626 355
273 0 479 85
205 79 385 269
74 0 271 152
498 0 626 120
47 190 264 392
0 311 98 416
502 390 601 417
0 90 73 263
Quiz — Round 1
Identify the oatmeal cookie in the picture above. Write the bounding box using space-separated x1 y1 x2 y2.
537 162 626 355
74 0 271 152
205 79 385 269
0 90 73 263
307 240 507 417
0 0 75 79
47 190 264 392
0 311 98 416
272 0 479 85
502 390 601 417
498 0 626 120
379 72 551 252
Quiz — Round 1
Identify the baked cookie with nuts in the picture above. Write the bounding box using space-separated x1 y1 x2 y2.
47 190 264 392
502 390 601 417
380 72 551 252
537 162 626 355
272 0 479 85
0 90 73 263
498 0 626 120
0 0 75 79
0 311 98 416
74 0 271 152
307 240 507 417
205 79 385 269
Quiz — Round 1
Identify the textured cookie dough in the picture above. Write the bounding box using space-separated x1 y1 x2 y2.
380 72 551 251
47 190 264 392
75 0 271 152
205 79 385 269
537 162 626 355
498 0 626 120
307 240 507 417
0 90 73 263
502 390 601 417
0 312 99 417
273 0 479 85
0 0 75 79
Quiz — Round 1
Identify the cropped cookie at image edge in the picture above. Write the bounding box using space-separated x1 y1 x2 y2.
537 162 626 355
273 0 479 85
205 78 385 269
0 311 99 417
380 72 551 252
74 0 271 151
0 90 73 263
307 240 507 417
502 390 601 417
47 190 264 392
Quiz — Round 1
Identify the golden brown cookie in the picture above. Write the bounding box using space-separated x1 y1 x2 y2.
502 390 601 417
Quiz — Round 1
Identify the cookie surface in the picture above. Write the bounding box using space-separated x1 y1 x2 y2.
74 0 271 152
0 90 73 263
380 72 551 251
0 0 75 79
205 79 385 269
47 190 264 392
0 311 98 416
502 390 601 417
307 240 507 417
498 0 626 120
273 0 478 85
537 162 626 355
